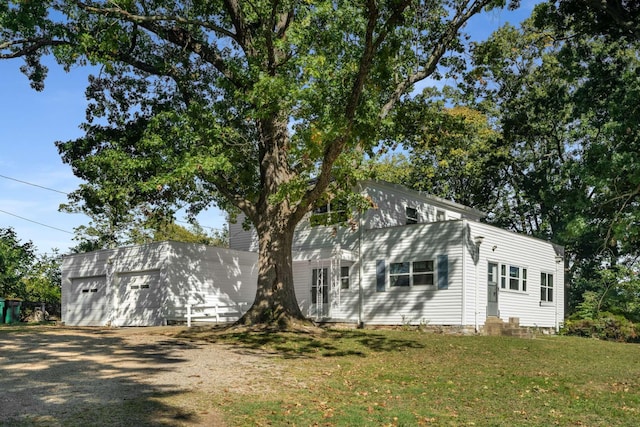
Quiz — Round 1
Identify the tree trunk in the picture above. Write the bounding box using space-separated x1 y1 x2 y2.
238 212 308 327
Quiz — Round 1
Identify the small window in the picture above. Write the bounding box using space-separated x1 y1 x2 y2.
509 266 520 290
390 262 410 287
412 260 435 286
541 272 553 302
390 260 435 287
90 288 98 293
436 210 446 221
141 284 150 289
313 203 329 214
81 289 89 293
131 285 139 290
340 266 350 289
502 265 527 292
406 207 418 224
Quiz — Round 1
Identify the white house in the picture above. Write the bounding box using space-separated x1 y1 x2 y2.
61 180 565 331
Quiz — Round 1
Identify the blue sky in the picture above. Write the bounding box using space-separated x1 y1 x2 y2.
0 1 537 255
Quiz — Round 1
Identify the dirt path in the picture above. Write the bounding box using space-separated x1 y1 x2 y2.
0 326 282 426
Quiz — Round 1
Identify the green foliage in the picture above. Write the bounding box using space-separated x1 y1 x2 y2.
22 251 62 305
0 228 61 304
0 227 35 298
563 314 640 343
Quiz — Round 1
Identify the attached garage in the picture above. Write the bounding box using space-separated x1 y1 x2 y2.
61 241 258 326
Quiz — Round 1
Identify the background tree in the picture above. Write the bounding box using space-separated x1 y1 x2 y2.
1 0 516 326
0 227 35 299
23 250 62 306
456 6 640 322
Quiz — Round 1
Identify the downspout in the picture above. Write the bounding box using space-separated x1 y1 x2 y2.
357 183 364 328
461 221 466 327
555 255 563 333
473 232 485 333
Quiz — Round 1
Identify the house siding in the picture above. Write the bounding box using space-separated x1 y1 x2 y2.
164 242 258 321
467 222 565 329
359 221 464 325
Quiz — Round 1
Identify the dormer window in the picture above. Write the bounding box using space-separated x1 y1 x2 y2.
436 210 446 222
406 207 418 224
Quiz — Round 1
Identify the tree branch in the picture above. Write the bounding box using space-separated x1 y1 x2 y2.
380 0 491 118
75 2 247 89
0 38 68 59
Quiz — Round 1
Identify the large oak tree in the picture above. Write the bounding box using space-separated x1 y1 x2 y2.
1 0 514 326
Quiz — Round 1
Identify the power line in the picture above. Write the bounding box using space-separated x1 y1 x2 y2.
0 173 69 195
0 209 74 234
0 173 224 230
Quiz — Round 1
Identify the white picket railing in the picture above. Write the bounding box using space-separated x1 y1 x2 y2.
186 302 248 327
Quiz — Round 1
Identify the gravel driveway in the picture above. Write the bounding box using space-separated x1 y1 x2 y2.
0 326 282 426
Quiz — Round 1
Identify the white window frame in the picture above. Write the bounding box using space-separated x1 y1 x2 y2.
500 264 527 292
389 260 435 288
436 210 446 221
540 272 553 302
340 266 350 290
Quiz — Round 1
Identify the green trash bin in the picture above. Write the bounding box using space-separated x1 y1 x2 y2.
4 300 22 324
0 298 5 325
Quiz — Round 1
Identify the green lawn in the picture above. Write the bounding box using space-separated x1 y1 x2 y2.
191 328 640 426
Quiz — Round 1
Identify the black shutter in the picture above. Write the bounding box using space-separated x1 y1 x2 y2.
437 255 449 290
376 260 386 292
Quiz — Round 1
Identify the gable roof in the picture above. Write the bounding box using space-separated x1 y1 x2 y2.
360 179 487 220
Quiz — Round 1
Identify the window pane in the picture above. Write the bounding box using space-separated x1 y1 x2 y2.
510 266 519 278
406 207 418 224
390 275 410 287
390 262 410 274
341 266 350 289
413 260 434 273
541 287 546 301
510 278 519 290
414 273 434 286
548 274 553 288
547 288 553 302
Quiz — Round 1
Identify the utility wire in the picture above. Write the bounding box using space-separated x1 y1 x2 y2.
0 209 74 234
1 173 224 231
0 173 69 195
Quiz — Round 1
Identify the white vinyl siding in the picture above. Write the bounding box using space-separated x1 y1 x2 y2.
359 221 463 326
466 222 564 329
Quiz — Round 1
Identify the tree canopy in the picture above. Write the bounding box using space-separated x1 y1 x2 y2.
1 0 516 326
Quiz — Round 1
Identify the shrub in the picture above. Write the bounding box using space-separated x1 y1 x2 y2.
563 313 640 343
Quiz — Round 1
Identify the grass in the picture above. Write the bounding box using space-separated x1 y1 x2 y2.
180 327 640 426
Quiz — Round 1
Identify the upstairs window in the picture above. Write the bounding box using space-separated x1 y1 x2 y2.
310 198 348 226
406 206 418 224
436 210 446 221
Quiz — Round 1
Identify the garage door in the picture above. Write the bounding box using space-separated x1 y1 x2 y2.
114 270 163 326
66 276 110 326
